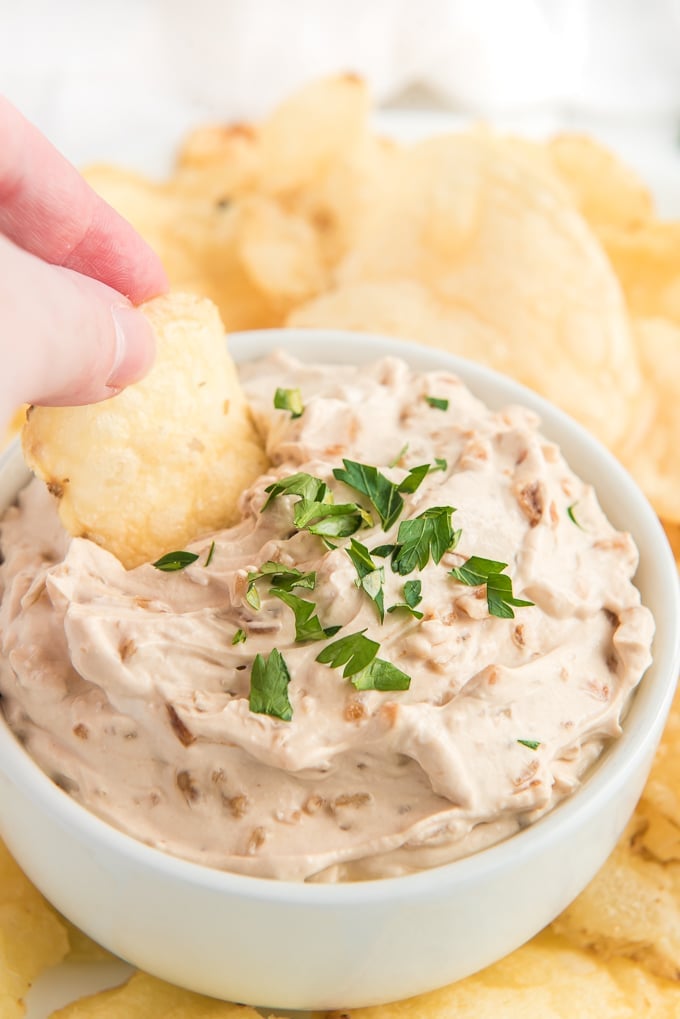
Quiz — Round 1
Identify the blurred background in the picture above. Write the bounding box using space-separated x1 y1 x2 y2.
3 0 680 210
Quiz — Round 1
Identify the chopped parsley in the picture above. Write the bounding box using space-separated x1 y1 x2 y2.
432 457 447 472
567 503 585 530
263 471 327 509
391 506 460 575
271 589 340 642
249 649 293 721
274 387 304 418
316 630 379 678
245 562 316 610
232 628 247 645
397 463 431 495
388 442 409 468
345 538 385 622
449 556 534 619
387 579 424 619
351 657 411 691
204 541 216 567
425 396 449 411
333 459 404 531
152 550 199 572
517 739 540 751
293 499 371 538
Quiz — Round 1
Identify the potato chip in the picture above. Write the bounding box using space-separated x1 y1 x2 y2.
0 839 68 1017
22 293 268 569
50 970 274 1018
60 916 118 963
545 134 654 231
298 132 642 450
258 73 370 196
324 930 680 1018
175 121 262 204
599 221 680 324
614 317 680 522
552 684 680 980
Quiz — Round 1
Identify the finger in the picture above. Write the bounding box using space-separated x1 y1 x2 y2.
0 96 168 303
0 236 155 421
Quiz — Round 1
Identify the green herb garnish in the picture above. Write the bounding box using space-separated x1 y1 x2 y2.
432 457 447 472
351 658 411 691
387 579 424 619
388 443 409 468
263 472 327 509
371 544 397 558
293 500 370 538
274 387 304 419
316 630 379 678
245 562 316 610
425 396 449 411
152 550 199 572
517 739 540 751
567 503 584 530
397 463 431 495
232 628 247 645
345 538 385 622
204 541 216 567
391 506 460 575
271 589 340 642
333 459 404 531
249 649 293 721
449 556 534 619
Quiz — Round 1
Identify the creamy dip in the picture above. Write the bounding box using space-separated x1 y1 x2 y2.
0 353 654 881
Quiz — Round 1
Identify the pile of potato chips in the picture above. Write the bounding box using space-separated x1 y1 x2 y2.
3 75 680 1016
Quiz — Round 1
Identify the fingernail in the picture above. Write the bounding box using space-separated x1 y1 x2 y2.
107 305 156 389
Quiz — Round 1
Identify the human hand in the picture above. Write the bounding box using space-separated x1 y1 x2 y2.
0 96 168 429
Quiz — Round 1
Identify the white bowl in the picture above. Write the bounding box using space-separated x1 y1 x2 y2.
0 329 678 1011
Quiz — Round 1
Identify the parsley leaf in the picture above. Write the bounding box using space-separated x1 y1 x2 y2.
567 503 585 530
432 457 447 472
263 472 328 509
397 463 431 494
204 541 216 567
333 459 404 531
274 387 304 418
371 543 396 558
232 628 247 645
449 556 534 619
387 578 424 619
245 562 316 610
293 500 370 538
271 588 340 642
517 738 540 750
391 506 460 575
152 550 199 572
425 396 449 411
249 649 293 721
316 630 379 678
351 658 411 691
345 538 385 622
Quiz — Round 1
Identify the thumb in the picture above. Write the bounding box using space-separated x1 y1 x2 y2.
1 235 156 417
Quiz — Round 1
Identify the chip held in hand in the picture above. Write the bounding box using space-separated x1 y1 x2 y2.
22 293 268 568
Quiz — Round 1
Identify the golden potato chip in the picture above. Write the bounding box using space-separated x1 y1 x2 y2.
324 930 680 1018
50 970 275 1018
545 134 654 230
552 684 680 980
614 317 680 523
0 839 68 1017
307 132 642 449
22 293 268 569
599 221 680 324
663 520 680 564
2 405 26 450
175 121 262 203
59 916 118 963
258 73 370 195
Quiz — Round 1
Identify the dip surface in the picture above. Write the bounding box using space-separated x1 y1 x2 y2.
0 353 654 881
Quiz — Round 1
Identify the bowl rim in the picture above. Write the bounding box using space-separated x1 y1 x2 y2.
1 326 678 906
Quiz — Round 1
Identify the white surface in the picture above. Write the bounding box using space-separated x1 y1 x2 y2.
3 330 679 1013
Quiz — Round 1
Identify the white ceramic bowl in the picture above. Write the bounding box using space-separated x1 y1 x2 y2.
0 329 678 1011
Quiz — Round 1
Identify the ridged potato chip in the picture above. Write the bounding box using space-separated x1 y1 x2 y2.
50 971 273 1018
324 930 680 1019
0 840 68 1017
22 293 268 569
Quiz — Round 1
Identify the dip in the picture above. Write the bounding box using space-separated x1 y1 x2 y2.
0 353 654 882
